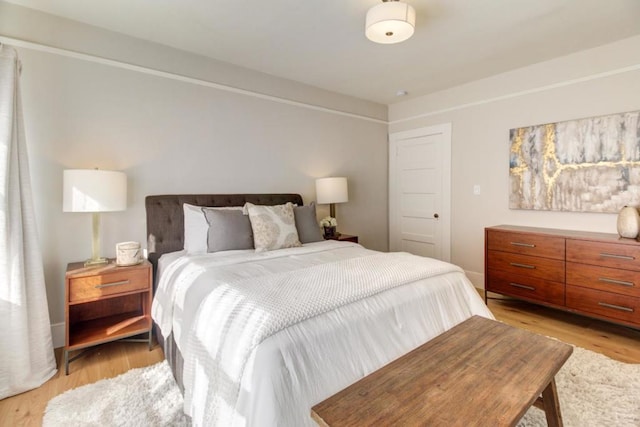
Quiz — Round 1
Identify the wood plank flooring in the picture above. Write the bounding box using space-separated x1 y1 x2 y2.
0 341 164 427
486 293 640 363
1 292 639 426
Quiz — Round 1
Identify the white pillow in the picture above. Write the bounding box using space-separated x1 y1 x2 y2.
183 203 242 254
245 202 302 252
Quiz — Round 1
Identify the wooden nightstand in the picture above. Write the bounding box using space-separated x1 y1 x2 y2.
325 233 359 243
64 259 153 374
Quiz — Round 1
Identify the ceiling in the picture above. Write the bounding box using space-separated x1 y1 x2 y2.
6 0 640 105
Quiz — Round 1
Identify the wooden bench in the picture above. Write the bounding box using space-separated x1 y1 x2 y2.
311 315 572 426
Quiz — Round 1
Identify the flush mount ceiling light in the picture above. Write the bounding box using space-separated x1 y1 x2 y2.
365 0 416 44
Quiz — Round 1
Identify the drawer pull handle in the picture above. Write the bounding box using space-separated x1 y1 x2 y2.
598 302 634 313
600 253 635 261
509 262 536 269
510 242 535 248
95 280 130 289
598 278 634 287
509 282 535 291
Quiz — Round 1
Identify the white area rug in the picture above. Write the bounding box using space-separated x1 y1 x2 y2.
43 361 188 426
518 346 640 426
43 346 640 426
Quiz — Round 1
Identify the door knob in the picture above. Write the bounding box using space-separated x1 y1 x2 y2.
434 213 439 219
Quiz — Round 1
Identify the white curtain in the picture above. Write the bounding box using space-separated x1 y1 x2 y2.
0 44 57 399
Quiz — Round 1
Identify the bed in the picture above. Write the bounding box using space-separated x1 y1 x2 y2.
145 193 494 426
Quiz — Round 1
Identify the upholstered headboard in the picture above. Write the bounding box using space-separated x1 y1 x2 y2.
145 193 303 272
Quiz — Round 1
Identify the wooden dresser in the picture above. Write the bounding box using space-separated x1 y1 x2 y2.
485 225 640 329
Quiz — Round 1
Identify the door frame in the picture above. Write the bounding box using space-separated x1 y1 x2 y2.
389 123 452 262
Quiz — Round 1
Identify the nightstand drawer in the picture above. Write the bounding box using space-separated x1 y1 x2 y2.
69 268 150 302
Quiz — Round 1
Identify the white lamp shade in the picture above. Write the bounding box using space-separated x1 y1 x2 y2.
316 177 349 204
63 169 127 212
366 1 416 44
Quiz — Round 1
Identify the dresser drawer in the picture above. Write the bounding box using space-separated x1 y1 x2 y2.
566 285 640 325
487 251 565 282
69 268 150 303
487 229 565 260
487 269 565 306
567 239 640 271
566 262 640 298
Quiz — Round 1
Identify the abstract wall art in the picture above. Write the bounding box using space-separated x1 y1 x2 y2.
509 110 640 213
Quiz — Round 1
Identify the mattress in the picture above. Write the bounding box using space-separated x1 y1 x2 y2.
152 240 494 426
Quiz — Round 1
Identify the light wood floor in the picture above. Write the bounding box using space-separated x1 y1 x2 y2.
486 294 640 363
0 341 164 427
2 294 640 426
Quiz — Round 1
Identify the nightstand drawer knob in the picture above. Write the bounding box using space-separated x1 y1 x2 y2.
95 279 130 289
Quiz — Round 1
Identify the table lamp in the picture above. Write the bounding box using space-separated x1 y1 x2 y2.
63 169 127 266
316 177 349 219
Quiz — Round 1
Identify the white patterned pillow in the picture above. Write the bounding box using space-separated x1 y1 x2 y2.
245 202 302 252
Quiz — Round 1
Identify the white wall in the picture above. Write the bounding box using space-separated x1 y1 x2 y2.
1 3 389 343
389 35 640 288
10 1 640 345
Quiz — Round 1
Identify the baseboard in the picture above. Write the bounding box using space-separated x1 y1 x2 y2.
465 270 484 289
51 322 65 349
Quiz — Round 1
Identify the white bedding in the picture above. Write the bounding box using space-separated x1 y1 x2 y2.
152 241 494 426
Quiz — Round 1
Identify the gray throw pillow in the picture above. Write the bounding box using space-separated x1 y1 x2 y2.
294 202 323 243
204 208 254 252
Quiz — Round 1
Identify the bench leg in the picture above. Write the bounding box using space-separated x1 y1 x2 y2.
541 378 563 427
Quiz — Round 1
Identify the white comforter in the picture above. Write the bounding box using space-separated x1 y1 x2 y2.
152 241 493 426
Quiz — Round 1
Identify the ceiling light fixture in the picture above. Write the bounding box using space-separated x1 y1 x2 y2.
365 0 416 45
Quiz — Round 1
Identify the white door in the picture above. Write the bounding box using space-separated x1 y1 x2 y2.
389 124 451 262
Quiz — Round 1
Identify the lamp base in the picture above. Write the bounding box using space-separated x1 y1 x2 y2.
86 212 108 267
84 257 109 267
